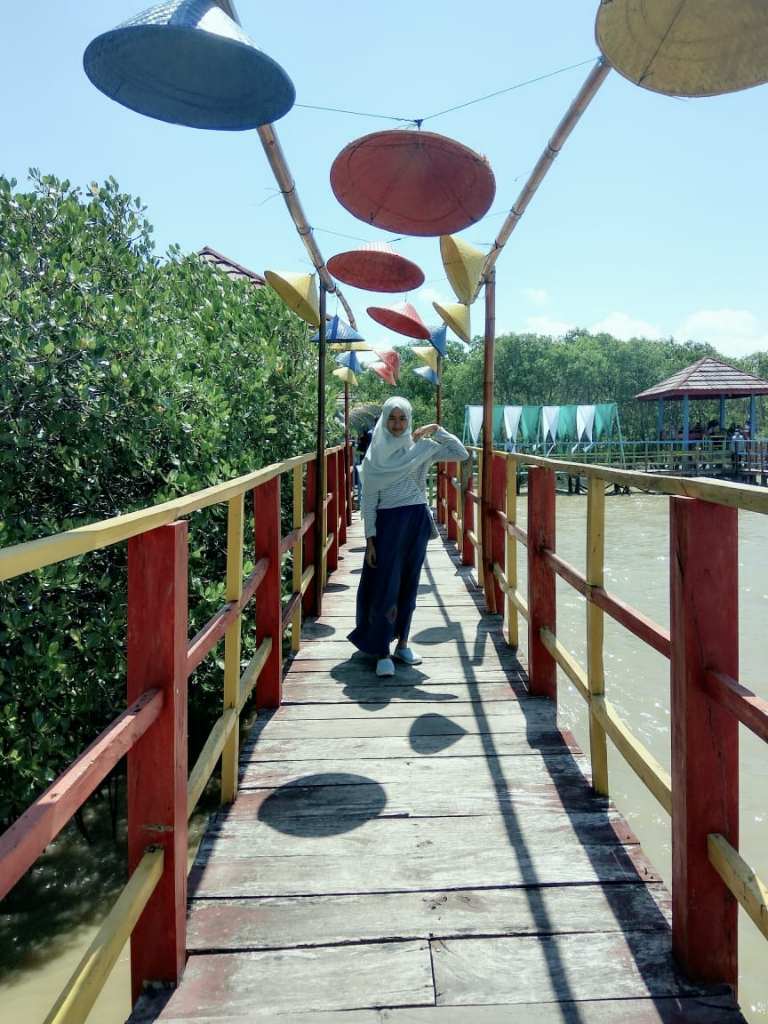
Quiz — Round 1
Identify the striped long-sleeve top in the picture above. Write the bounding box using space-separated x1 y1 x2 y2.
361 426 469 538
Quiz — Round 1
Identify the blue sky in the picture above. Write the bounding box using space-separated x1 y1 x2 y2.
3 1 768 359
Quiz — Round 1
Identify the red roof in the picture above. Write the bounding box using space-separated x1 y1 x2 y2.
635 357 768 401
197 246 266 287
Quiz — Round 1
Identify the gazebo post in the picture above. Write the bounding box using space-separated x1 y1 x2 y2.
657 399 664 443
720 396 726 431
749 395 756 440
683 394 690 450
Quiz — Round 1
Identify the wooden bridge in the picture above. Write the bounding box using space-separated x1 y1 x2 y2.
2 448 766 1023
130 513 743 1022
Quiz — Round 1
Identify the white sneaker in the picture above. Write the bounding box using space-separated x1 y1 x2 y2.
376 657 395 677
393 647 422 665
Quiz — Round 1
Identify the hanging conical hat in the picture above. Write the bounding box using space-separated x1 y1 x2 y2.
311 314 364 342
327 242 425 293
331 130 496 237
428 324 448 357
264 271 320 326
371 362 396 386
367 302 431 340
329 341 371 351
334 350 364 374
332 366 357 387
413 365 440 386
440 235 485 304
433 301 470 344
376 349 400 379
412 346 439 373
595 0 768 97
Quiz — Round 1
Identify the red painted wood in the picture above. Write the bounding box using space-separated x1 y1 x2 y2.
704 669 768 745
327 452 340 570
446 462 458 541
670 497 738 993
254 477 282 709
490 454 506 616
0 688 162 903
462 475 475 567
127 523 188 1002
527 467 557 701
303 461 318 615
186 558 267 675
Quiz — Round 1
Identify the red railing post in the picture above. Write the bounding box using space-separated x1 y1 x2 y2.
490 452 506 616
462 476 475 567
303 459 318 616
327 451 340 569
446 461 458 542
527 466 557 701
255 476 282 709
670 496 739 992
127 522 188 1003
339 447 349 544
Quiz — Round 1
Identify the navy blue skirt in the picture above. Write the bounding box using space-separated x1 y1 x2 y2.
347 504 433 658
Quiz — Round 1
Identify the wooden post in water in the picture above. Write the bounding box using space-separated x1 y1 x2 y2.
255 476 282 709
527 466 557 701
127 522 188 1002
670 496 738 992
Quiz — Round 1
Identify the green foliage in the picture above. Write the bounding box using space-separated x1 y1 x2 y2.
0 171 326 823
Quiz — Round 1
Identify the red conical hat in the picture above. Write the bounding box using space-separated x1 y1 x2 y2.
327 242 424 293
376 349 400 378
331 130 495 237
371 363 396 386
366 301 430 340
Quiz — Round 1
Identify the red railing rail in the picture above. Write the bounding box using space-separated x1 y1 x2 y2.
0 443 349 1019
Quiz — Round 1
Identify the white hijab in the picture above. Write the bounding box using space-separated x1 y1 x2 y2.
360 396 436 495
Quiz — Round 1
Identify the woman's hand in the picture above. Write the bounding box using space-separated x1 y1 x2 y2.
365 537 377 568
412 423 439 441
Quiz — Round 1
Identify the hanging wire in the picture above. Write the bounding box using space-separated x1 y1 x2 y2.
294 57 595 126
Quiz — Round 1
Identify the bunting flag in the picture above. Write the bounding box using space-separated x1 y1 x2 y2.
376 349 400 379
412 346 439 373
413 365 439 386
332 366 357 387
371 363 396 386
335 350 364 374
428 323 448 357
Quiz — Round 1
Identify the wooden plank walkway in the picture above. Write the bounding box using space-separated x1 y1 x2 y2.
132 516 746 1022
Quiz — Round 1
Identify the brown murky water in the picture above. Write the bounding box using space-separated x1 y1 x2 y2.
2 492 765 1021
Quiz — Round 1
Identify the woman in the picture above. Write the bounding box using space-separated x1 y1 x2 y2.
347 396 468 677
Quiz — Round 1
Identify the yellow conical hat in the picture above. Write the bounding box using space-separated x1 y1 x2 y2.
440 235 485 304
329 341 372 351
332 366 357 386
264 271 320 326
433 301 470 344
412 346 439 373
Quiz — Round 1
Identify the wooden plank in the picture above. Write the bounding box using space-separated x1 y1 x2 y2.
145 942 433 1020
186 883 672 953
189 839 660 899
132 996 747 1024
432 932 732 1006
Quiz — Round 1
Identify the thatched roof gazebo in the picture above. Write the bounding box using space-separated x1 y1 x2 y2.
636 357 768 446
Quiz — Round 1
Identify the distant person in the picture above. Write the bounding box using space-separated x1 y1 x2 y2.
348 396 468 678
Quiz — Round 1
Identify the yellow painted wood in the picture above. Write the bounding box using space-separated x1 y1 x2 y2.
492 565 529 621
505 459 518 648
299 565 314 597
0 454 315 583
291 466 303 653
592 695 672 816
587 477 608 797
221 495 244 806
44 847 163 1024
188 707 238 819
708 834 768 942
540 627 589 702
240 637 273 710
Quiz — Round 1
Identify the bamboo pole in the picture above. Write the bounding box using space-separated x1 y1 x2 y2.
472 58 612 302
210 1 356 329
